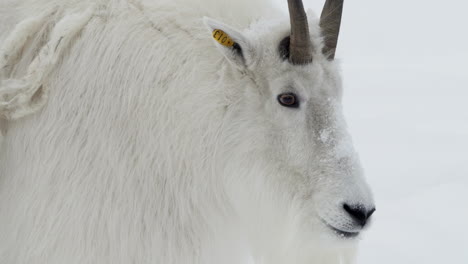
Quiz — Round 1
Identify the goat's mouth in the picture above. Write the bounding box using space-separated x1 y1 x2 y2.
320 219 360 239
327 225 360 238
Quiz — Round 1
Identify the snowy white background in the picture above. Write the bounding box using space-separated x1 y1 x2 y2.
274 0 468 263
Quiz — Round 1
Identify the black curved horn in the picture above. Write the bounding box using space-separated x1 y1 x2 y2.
287 0 314 64
320 0 344 60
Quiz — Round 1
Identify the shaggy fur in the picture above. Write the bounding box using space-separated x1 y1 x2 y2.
0 0 374 263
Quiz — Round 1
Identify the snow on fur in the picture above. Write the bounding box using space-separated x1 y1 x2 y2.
0 0 374 264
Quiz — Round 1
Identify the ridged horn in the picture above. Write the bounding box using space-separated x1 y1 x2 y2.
287 0 313 64
320 0 344 60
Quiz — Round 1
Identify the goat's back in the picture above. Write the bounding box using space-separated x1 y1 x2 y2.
0 0 278 263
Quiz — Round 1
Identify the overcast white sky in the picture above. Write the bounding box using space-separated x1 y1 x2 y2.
275 0 468 62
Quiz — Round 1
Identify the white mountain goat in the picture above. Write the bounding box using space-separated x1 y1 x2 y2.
0 0 375 263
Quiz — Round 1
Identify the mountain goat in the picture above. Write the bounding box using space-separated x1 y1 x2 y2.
0 0 375 263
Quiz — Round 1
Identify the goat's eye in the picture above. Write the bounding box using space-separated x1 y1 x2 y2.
277 93 299 108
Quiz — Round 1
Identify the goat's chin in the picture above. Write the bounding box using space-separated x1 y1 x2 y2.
313 227 361 251
284 229 359 264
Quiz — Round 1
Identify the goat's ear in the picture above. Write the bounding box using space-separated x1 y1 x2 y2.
203 17 254 70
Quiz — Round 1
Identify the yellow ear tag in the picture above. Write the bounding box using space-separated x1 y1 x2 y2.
212 29 235 47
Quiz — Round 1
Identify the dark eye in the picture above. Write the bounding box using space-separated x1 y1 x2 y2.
277 93 299 108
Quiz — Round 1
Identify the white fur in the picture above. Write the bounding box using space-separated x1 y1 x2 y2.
0 0 374 263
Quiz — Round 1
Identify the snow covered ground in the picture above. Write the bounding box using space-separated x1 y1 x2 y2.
274 0 468 263
344 59 468 264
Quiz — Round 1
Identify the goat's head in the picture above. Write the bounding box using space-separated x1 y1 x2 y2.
205 0 375 246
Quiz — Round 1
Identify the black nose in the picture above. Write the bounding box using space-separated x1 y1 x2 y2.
343 203 375 227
